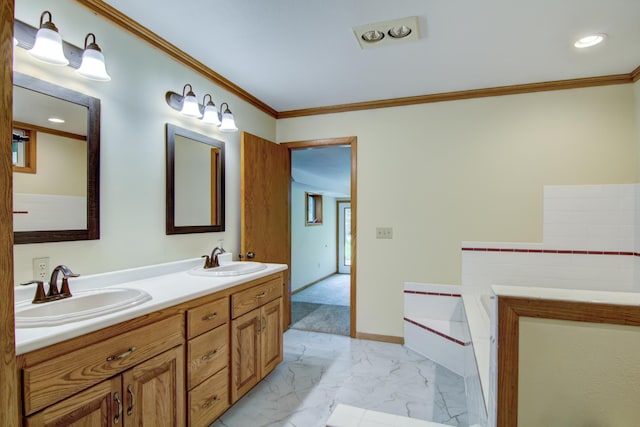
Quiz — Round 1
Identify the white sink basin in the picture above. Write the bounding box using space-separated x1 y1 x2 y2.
189 261 267 277
15 288 152 328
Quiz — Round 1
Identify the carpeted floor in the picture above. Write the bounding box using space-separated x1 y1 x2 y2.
290 274 350 336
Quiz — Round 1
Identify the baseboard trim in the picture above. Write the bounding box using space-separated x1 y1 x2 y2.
291 272 338 295
355 332 404 345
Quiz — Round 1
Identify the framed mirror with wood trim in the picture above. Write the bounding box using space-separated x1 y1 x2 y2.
12 72 100 244
165 123 225 234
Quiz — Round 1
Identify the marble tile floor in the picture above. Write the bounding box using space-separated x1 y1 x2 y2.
211 329 468 427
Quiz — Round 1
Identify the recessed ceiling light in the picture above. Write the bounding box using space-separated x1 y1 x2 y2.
362 30 385 43
48 117 65 123
388 25 412 39
353 16 419 50
574 33 606 48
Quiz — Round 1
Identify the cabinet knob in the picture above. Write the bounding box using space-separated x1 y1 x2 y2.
202 395 219 409
202 349 218 361
202 312 218 321
106 346 136 362
113 392 123 424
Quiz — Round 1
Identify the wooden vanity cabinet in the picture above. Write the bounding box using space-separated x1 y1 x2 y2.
186 297 230 427
230 276 284 403
17 270 286 427
20 314 186 427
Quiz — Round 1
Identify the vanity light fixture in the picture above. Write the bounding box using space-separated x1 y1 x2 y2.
165 86 239 132
28 11 69 66
179 84 202 118
201 94 221 126
76 33 111 81
574 33 606 48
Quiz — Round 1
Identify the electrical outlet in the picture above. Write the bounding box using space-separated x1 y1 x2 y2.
376 227 393 239
32 257 49 281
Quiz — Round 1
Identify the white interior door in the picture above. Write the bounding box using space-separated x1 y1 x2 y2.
338 201 351 274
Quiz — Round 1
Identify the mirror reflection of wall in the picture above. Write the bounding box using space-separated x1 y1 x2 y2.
12 72 100 244
174 134 219 226
165 123 225 235
13 126 87 231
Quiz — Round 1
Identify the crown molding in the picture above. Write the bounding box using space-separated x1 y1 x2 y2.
631 65 640 82
75 0 278 118
277 72 636 119
72 1 640 120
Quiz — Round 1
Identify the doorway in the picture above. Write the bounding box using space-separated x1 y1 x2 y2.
283 137 357 337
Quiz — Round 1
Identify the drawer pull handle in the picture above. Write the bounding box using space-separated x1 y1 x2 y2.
255 291 266 299
114 392 123 424
106 346 136 362
126 384 136 416
202 395 219 409
202 349 218 361
202 312 218 321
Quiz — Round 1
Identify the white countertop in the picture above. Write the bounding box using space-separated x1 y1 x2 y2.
491 284 640 306
14 258 288 355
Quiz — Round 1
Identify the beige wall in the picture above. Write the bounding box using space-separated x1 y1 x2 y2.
290 184 338 292
277 85 638 336
518 317 640 426
13 133 86 196
12 0 276 283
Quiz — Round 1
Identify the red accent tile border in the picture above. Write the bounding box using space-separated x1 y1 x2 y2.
403 317 469 346
403 290 462 298
461 247 640 257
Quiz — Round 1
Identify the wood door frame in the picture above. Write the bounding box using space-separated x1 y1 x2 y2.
282 137 357 338
1 0 20 424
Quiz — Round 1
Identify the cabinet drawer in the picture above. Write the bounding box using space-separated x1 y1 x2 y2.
188 367 229 427
22 314 184 415
231 276 282 319
187 297 229 339
187 324 228 390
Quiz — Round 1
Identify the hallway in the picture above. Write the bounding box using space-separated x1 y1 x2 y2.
291 274 350 336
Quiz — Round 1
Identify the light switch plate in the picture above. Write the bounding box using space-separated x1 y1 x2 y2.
376 227 393 239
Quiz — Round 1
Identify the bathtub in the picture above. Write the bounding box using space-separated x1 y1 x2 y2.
404 282 489 426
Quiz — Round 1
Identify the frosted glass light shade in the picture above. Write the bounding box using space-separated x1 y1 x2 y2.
77 48 111 81
180 94 202 118
219 108 238 132
28 27 69 66
202 104 221 125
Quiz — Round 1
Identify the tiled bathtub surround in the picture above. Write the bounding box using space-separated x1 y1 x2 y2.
462 184 640 296
403 283 488 427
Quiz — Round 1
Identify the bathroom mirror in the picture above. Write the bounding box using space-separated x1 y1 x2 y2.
165 123 225 234
12 72 100 244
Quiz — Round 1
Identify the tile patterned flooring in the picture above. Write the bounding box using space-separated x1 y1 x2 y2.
211 329 468 427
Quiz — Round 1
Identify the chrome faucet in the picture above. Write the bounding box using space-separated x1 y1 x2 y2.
21 265 80 304
202 246 226 269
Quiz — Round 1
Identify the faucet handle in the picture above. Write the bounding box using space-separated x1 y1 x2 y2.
201 255 212 269
19 280 47 304
60 277 73 298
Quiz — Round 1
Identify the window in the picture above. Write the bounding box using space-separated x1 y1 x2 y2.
12 126 36 174
305 193 323 225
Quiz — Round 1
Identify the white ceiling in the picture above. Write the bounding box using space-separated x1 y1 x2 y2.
102 0 640 113
291 146 351 198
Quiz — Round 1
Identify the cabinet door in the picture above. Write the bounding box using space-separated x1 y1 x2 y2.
260 297 283 378
230 309 261 403
122 345 185 427
25 377 121 427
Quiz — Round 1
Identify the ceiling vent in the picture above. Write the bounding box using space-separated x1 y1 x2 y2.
353 16 420 49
